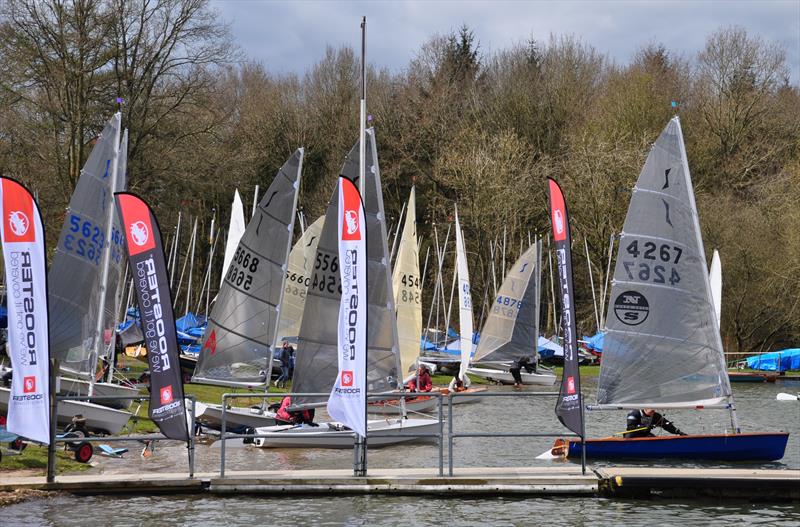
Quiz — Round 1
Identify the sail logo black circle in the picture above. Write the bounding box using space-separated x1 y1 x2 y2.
614 290 649 326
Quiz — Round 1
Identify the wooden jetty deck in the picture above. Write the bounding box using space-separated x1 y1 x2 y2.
1 466 798 500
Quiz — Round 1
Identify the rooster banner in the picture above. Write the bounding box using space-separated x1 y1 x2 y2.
547 178 584 438
0 178 50 444
327 176 367 438
115 193 188 441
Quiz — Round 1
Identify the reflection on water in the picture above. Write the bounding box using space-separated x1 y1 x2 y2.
2 494 799 527
1 380 797 524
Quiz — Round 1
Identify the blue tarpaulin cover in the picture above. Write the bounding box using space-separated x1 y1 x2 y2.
582 331 604 353
746 348 800 372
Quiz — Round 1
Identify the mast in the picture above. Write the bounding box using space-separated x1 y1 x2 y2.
252 185 259 219
355 14 368 477
170 212 182 288
88 112 122 396
184 218 198 316
584 236 600 332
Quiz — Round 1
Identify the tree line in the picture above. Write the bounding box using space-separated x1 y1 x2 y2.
0 0 797 355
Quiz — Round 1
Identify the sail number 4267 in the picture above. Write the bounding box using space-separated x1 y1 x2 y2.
623 240 681 286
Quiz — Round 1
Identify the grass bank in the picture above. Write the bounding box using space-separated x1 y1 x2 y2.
0 444 91 474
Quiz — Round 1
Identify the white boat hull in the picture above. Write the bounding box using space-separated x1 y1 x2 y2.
194 401 277 430
367 387 488 414
58 377 139 409
253 418 440 448
467 367 557 386
0 387 131 436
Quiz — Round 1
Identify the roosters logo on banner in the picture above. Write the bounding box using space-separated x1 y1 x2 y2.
8 211 29 237
130 220 149 246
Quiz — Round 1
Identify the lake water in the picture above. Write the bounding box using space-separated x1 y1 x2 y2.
1 379 798 525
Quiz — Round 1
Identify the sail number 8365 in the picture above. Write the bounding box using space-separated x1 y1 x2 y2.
622 240 681 286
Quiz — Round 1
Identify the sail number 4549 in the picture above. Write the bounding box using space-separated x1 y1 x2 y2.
623 240 681 286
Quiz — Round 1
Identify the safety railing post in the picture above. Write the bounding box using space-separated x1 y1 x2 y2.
438 393 444 476
447 394 454 476
188 394 196 479
220 393 228 478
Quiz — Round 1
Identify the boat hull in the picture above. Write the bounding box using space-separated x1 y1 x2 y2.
0 387 131 436
58 377 139 409
467 367 556 386
727 372 778 383
253 418 440 448
194 401 277 431
553 432 790 462
366 387 488 414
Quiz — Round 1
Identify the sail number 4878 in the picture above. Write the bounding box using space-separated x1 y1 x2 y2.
622 240 681 286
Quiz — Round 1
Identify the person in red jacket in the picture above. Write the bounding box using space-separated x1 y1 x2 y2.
275 396 315 425
406 365 432 392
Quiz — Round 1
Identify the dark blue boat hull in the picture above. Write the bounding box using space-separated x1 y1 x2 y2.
562 432 789 461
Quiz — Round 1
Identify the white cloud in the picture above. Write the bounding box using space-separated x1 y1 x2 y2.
212 0 800 82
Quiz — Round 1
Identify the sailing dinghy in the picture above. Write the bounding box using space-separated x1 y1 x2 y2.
368 191 486 414
552 117 788 461
467 239 556 386
254 130 439 448
191 149 304 431
276 215 325 342
2 113 134 434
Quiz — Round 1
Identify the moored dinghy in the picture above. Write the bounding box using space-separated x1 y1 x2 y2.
552 117 788 461
467 239 556 386
276 215 325 342
191 149 304 431
254 130 439 448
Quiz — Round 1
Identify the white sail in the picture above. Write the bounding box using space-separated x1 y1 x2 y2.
454 207 473 378
276 215 325 341
220 189 246 288
710 249 722 329
392 187 422 376
597 117 732 409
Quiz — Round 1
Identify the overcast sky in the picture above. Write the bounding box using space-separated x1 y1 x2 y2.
212 0 800 83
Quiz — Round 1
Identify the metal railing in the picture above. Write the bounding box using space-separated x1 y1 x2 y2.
217 391 445 477
446 390 585 475
49 394 196 478
213 390 584 477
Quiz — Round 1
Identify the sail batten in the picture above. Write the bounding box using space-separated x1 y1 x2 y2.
597 117 732 407
193 149 303 384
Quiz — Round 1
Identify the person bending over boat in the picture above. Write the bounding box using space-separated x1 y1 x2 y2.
407 365 433 392
509 355 538 387
448 373 471 392
275 396 316 426
624 408 687 438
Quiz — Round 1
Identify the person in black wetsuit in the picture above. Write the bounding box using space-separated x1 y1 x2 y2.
509 355 538 387
625 408 687 438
